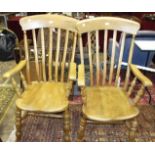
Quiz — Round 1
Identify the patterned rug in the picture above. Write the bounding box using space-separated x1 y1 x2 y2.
0 87 15 124
17 104 155 142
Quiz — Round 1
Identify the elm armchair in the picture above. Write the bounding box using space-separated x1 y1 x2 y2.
3 14 78 141
76 17 152 141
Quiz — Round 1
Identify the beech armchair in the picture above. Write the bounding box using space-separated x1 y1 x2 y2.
3 14 78 141
76 17 152 141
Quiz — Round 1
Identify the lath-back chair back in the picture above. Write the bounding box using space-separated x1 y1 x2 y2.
19 14 78 84
76 17 140 89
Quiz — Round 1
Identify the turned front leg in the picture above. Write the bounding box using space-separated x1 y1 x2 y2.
63 109 71 142
128 118 138 142
16 107 22 141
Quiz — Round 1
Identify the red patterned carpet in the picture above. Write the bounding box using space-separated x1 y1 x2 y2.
20 104 155 142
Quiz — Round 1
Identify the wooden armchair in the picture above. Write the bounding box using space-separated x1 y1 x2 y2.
3 14 78 141
76 17 152 141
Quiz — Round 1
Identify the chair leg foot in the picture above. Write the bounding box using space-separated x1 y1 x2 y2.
128 118 138 142
16 107 22 142
77 115 86 142
64 109 71 142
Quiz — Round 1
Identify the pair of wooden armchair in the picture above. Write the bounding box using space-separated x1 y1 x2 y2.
3 14 152 142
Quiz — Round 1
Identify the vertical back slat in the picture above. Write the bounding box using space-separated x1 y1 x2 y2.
24 31 30 84
55 28 61 82
103 30 108 85
71 32 77 62
61 30 69 82
79 35 84 64
124 35 135 90
115 32 126 86
32 29 40 81
48 27 53 81
88 32 93 86
96 30 100 86
41 28 46 81
109 30 117 85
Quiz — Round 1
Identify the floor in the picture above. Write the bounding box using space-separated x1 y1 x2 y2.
0 61 16 141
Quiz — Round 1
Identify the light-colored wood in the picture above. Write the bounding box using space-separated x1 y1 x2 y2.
88 32 93 86
16 82 69 112
79 35 84 64
77 115 86 142
48 27 53 81
3 60 26 79
82 86 139 122
24 31 31 84
61 30 69 82
130 64 152 87
127 77 137 97
11 14 79 141
109 30 117 85
69 62 76 81
124 35 135 90
96 30 100 86
133 85 145 105
64 109 71 141
20 14 78 32
128 119 138 142
32 29 40 81
41 28 46 81
28 112 63 118
76 17 148 141
76 17 140 34
78 64 85 87
71 32 77 62
115 32 126 85
55 28 61 82
103 30 108 85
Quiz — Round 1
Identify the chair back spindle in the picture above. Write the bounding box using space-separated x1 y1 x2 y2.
20 14 78 83
76 17 140 87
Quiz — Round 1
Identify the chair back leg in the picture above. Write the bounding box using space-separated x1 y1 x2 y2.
16 107 22 141
77 115 87 142
64 109 71 142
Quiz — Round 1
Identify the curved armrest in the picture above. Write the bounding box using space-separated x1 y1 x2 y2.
69 62 76 81
130 64 152 87
3 60 26 79
78 64 85 87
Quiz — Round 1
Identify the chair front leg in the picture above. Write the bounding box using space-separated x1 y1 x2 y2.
64 109 71 142
77 115 87 142
16 107 22 142
128 118 138 142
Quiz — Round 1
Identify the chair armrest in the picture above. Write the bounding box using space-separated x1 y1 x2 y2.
78 64 85 87
130 64 152 87
69 62 76 81
3 60 26 79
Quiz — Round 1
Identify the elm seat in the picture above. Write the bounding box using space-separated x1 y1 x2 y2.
16 82 69 113
83 86 139 122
